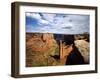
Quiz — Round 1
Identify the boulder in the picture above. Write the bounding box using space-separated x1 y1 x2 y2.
74 40 89 63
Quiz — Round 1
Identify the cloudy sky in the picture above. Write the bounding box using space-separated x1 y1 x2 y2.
26 12 89 34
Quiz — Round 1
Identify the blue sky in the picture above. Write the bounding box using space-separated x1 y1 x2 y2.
26 12 89 34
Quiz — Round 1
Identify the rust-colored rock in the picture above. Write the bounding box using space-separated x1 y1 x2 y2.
26 33 59 67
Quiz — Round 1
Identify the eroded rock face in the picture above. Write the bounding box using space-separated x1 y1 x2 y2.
26 33 59 67
74 40 89 63
26 33 89 66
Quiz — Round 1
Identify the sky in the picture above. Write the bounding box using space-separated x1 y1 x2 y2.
26 12 90 34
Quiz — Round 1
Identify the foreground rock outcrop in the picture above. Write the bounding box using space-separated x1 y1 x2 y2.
26 33 89 67
26 33 59 67
75 40 89 63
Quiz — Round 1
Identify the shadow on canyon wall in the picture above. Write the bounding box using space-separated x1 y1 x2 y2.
26 33 89 67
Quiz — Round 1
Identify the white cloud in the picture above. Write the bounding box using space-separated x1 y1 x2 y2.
26 13 41 19
26 12 89 34
26 13 49 25
41 13 56 23
39 20 49 25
